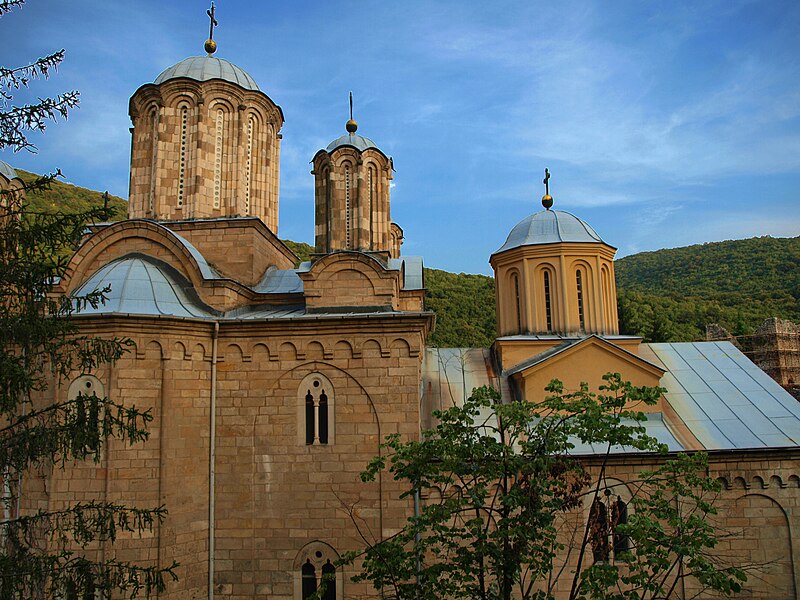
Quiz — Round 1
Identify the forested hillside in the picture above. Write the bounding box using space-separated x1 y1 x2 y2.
13 170 797 347
17 170 127 219
616 237 800 342
424 268 495 348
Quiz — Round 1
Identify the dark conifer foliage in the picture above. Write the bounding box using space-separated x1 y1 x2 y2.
1 1 176 596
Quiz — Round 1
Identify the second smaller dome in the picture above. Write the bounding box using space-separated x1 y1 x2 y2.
493 209 606 256
326 133 380 153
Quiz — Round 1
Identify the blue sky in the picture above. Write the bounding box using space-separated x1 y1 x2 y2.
2 0 799 275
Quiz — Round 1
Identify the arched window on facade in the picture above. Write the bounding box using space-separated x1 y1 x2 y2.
294 542 342 600
511 272 522 334
67 375 106 458
588 489 630 563
299 373 334 446
543 270 553 332
576 269 586 332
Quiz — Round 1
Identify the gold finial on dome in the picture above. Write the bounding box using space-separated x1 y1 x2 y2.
205 2 218 56
346 91 358 134
542 167 553 209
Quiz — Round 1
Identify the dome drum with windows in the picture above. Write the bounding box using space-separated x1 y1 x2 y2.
127 42 284 230
311 101 399 258
490 175 619 337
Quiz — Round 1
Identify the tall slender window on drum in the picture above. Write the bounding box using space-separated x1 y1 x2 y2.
576 270 586 331
245 116 254 215
544 271 553 331
177 107 188 208
512 273 522 333
214 109 224 209
148 109 159 214
344 164 352 249
368 165 375 247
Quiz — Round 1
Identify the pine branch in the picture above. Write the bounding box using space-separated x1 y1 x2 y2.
0 394 153 473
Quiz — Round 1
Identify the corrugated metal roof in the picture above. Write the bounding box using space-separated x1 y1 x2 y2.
646 342 800 450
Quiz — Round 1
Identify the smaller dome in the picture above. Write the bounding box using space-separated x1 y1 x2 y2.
493 209 606 255
0 160 19 181
326 133 379 153
154 56 259 91
73 254 214 319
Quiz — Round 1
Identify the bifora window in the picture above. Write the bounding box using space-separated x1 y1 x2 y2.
295 541 341 600
300 373 334 446
588 490 630 562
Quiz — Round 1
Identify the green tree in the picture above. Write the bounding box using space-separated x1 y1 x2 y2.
1 1 176 596
344 376 746 599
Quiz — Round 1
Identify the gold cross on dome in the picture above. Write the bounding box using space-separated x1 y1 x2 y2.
207 2 219 40
543 168 550 195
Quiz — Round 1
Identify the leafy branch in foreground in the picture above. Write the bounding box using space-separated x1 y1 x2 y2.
342 374 747 600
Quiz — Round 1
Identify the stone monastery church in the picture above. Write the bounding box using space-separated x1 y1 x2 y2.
1 24 799 600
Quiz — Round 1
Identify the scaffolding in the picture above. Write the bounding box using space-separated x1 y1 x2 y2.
707 318 800 393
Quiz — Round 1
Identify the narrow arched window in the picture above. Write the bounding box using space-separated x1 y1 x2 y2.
344 164 352 249
576 270 586 331
543 271 553 332
322 167 331 252
368 165 376 247
301 560 317 599
214 108 224 210
300 374 334 446
321 560 336 600
177 106 188 209
512 273 522 334
589 498 609 562
245 115 255 216
148 108 159 215
611 496 630 556
305 391 315 445
318 390 329 444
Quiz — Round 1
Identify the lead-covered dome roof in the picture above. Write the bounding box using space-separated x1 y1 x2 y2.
73 254 214 318
326 132 380 153
0 160 19 181
493 209 607 255
154 56 259 91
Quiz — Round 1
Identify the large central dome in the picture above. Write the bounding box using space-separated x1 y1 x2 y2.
493 209 607 256
154 55 259 91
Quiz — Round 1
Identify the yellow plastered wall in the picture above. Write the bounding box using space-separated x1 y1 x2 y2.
514 340 664 411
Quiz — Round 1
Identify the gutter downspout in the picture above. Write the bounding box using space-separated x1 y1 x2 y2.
414 489 421 594
209 321 219 600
